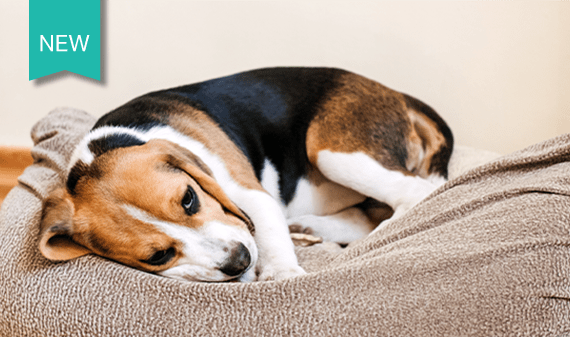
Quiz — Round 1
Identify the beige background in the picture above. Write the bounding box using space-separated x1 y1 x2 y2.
1 1 569 154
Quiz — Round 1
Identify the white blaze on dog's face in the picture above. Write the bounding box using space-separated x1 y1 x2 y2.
38 139 258 282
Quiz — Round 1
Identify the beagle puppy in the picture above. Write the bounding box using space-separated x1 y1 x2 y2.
39 67 453 282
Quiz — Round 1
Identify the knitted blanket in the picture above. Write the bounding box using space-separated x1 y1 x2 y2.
1 108 568 336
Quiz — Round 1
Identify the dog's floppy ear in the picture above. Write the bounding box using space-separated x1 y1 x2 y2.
146 139 253 232
39 188 91 261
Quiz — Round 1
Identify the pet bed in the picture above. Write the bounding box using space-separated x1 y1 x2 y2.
1 108 569 336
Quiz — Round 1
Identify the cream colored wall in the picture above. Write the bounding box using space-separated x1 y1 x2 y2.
1 1 569 154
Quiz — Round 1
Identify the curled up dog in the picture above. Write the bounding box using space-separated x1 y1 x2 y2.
38 67 453 282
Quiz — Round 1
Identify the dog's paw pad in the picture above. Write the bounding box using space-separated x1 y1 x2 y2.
288 224 314 235
258 265 306 282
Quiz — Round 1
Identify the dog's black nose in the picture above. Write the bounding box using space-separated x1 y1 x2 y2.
219 242 251 277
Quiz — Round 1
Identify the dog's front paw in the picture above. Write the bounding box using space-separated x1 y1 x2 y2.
258 264 306 282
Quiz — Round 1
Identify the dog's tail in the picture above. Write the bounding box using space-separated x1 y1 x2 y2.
403 94 454 182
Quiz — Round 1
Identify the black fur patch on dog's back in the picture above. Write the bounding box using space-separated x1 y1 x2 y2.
93 98 169 130
96 67 346 204
162 67 345 203
89 67 453 205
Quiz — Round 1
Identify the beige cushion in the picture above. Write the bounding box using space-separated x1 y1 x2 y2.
1 108 568 336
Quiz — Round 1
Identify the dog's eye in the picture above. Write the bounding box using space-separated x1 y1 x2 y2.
181 185 200 215
142 247 176 266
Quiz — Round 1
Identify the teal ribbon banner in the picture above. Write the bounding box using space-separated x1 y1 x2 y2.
29 0 101 81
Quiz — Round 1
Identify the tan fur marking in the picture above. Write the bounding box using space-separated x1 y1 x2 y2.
168 105 264 192
39 140 252 273
306 72 444 178
39 188 91 261
405 108 446 178
405 126 424 175
305 165 328 186
147 139 253 231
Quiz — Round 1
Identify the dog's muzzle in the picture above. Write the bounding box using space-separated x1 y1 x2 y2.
219 242 251 277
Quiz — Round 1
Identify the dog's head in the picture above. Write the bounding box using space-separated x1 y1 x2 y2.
39 139 257 282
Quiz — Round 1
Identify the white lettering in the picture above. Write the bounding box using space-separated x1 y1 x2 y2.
56 35 67 52
40 35 53 52
69 35 89 52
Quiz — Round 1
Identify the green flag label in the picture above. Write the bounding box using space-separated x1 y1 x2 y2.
29 0 101 81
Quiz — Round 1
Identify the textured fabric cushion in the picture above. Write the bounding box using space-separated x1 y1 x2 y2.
1 108 569 336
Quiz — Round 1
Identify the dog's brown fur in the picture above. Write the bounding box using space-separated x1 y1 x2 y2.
39 140 251 273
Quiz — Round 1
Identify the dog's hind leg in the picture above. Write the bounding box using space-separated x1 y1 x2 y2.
313 150 440 224
305 75 452 229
